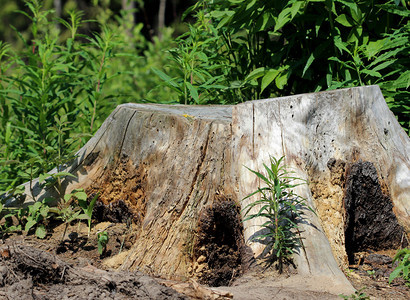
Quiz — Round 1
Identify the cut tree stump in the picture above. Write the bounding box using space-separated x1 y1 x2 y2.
7 85 410 296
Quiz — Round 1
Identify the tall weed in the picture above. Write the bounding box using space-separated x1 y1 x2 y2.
243 156 314 273
0 1 123 192
0 0 179 193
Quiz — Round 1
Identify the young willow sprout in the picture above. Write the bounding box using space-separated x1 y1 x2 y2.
242 156 315 273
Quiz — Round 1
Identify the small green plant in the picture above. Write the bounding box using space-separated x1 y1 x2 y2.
0 0 123 192
389 248 410 287
0 197 55 239
0 203 23 236
339 287 370 300
77 192 100 237
152 8 230 105
345 268 354 277
50 189 91 241
366 269 376 279
24 198 54 239
97 231 109 256
1 186 99 242
242 156 314 273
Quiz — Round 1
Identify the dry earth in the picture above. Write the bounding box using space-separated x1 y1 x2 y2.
1 220 408 299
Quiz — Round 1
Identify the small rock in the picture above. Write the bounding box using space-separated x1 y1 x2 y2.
374 268 385 278
364 253 392 265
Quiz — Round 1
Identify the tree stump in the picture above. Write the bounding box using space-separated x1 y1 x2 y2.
9 85 409 295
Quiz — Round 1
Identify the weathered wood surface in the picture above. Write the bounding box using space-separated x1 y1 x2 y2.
71 104 236 279
233 85 409 293
8 85 410 295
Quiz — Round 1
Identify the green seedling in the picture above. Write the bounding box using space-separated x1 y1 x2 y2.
345 268 354 277
1 197 54 239
242 155 315 273
366 270 376 279
77 191 100 237
97 231 109 256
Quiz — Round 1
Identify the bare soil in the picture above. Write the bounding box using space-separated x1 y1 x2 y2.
1 219 408 299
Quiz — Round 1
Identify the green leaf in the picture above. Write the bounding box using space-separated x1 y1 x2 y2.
74 191 87 201
186 82 199 104
290 1 304 18
378 4 410 17
152 67 181 91
87 192 99 217
76 213 90 220
335 14 355 27
255 12 274 32
274 7 292 32
25 219 37 232
275 72 288 90
261 69 280 93
35 225 46 239
302 53 316 78
349 4 362 24
245 166 270 186
31 201 42 212
370 60 396 73
244 67 265 82
40 205 49 218
389 266 402 283
361 69 382 78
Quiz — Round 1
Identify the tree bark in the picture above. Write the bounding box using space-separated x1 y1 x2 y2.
158 0 167 40
54 0 62 18
8 86 409 295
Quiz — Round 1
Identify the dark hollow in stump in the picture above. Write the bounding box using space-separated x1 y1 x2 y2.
192 199 252 287
344 160 407 264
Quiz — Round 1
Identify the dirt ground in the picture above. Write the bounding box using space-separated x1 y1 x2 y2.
1 221 409 299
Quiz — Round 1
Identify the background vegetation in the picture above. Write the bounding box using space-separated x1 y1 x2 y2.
0 0 409 193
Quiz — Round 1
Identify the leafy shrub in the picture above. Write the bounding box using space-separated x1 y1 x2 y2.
24 198 53 238
152 7 233 105
0 197 54 239
242 156 315 273
157 0 409 132
0 1 176 192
